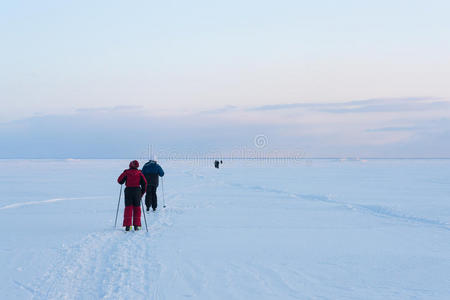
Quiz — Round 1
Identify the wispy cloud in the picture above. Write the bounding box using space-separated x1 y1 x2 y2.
246 103 317 111
246 97 447 114
199 105 238 114
319 100 449 114
76 105 143 113
366 126 419 132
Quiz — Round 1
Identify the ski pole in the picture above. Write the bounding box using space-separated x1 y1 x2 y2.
141 197 149 232
162 177 166 208
114 184 123 228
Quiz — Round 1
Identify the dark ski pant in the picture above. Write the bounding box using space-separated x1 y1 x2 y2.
145 185 157 210
123 187 142 227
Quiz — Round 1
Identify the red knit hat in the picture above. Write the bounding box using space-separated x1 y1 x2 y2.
129 160 139 169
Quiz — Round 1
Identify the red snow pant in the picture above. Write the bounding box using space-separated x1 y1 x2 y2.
123 187 142 227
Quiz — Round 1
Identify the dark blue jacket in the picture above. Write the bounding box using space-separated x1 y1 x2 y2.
142 161 164 187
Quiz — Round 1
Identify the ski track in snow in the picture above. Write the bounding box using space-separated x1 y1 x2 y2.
237 182 450 231
29 194 182 300
0 196 106 211
186 170 450 231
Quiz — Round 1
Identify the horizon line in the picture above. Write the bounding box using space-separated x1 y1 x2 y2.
1 157 450 160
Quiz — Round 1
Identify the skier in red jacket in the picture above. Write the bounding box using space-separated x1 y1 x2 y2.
117 160 147 231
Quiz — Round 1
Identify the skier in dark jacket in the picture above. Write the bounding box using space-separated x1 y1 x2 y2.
141 158 164 212
117 160 147 231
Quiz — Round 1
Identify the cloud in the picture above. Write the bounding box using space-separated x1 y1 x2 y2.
75 105 143 113
366 118 450 133
0 108 277 158
366 126 418 132
199 105 238 114
319 100 450 114
0 100 449 158
246 103 316 111
246 97 447 114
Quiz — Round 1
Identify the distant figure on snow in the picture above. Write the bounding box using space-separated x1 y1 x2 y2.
142 157 165 212
117 160 147 231
214 160 220 169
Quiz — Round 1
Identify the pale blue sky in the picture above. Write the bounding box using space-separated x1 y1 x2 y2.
1 1 449 157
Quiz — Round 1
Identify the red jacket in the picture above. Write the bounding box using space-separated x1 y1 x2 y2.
118 168 147 194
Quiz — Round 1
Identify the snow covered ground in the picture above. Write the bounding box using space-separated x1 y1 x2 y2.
0 159 449 299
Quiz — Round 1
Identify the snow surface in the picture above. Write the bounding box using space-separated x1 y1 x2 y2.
0 159 449 299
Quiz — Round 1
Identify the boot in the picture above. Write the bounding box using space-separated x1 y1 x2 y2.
125 226 131 231
134 226 141 231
